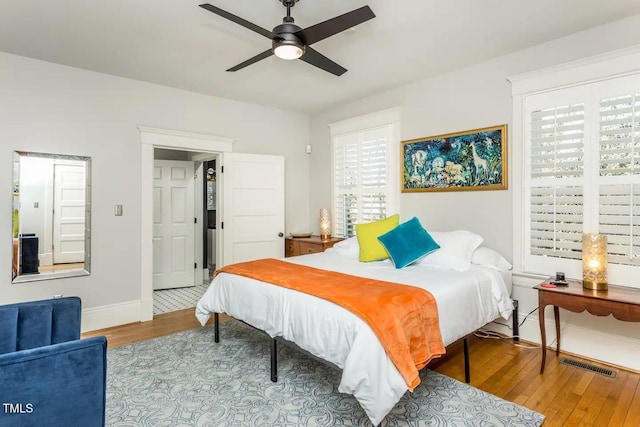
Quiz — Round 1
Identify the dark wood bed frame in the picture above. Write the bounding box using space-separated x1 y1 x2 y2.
211 298 520 385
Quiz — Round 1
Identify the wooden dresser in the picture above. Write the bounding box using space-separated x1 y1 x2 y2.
285 236 344 257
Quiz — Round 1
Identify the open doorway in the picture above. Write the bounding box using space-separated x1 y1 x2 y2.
139 127 285 322
151 148 218 315
205 159 217 277
139 127 234 322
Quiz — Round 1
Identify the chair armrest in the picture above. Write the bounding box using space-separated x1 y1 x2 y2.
0 336 107 427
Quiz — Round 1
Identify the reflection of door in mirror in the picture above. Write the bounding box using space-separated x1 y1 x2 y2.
12 151 91 283
53 163 86 263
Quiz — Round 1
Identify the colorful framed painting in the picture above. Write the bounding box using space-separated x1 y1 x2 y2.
401 124 507 192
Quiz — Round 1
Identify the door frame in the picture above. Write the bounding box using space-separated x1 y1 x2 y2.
139 127 234 321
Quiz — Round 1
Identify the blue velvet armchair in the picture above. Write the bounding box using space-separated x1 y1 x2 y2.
0 297 107 427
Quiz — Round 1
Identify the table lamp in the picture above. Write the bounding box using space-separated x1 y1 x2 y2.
582 233 608 291
319 209 331 240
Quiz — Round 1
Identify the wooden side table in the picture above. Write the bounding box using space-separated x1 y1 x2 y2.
534 278 640 374
284 236 344 257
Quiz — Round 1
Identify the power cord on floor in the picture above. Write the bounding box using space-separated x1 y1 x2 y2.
489 306 539 331
473 329 540 349
474 307 542 349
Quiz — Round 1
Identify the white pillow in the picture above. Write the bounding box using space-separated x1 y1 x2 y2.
471 247 512 271
417 230 483 271
328 236 359 259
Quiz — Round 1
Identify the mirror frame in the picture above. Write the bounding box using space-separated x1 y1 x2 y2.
12 151 92 283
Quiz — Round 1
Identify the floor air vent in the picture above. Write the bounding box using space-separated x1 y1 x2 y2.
560 357 616 378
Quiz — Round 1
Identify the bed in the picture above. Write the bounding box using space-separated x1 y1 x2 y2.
196 234 514 425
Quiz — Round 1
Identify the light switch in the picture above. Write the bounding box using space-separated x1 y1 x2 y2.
305 144 312 154
114 205 123 216
33 201 39 208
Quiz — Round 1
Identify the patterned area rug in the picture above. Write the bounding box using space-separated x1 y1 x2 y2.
106 321 545 426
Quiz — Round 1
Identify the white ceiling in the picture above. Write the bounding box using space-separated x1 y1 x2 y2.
2 0 640 114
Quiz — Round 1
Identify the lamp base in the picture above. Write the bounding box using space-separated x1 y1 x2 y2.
320 233 330 241
583 280 608 291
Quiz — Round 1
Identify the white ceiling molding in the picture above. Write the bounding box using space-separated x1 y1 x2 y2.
329 107 401 136
138 126 235 152
508 44 640 96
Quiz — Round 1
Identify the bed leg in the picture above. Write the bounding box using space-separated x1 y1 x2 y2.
463 336 470 383
271 338 278 382
214 313 219 343
512 299 520 343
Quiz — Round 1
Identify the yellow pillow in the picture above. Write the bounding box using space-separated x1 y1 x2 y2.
356 214 400 262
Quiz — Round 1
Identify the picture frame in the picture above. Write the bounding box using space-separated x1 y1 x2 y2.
401 124 507 192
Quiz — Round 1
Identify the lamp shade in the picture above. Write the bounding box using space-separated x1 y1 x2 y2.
319 209 331 240
582 233 608 291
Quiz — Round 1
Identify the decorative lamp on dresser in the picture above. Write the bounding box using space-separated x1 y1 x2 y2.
285 235 344 257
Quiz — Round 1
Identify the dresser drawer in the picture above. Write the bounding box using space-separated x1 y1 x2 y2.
284 236 344 257
285 241 298 257
298 242 322 255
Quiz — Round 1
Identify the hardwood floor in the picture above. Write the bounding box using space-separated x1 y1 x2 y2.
38 262 85 273
84 308 640 426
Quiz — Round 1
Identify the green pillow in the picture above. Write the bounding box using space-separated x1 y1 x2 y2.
13 209 19 239
355 214 400 262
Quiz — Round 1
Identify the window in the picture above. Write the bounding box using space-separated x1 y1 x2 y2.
330 109 400 238
519 70 640 283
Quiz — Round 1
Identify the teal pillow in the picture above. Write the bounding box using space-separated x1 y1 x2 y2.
377 217 440 269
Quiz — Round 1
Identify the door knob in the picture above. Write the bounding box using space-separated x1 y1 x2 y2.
278 232 284 237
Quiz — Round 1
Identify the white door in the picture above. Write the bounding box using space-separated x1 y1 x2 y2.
220 153 285 266
52 163 86 264
153 160 195 290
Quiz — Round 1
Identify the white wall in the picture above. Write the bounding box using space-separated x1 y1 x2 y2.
309 14 640 370
18 157 53 265
0 52 311 328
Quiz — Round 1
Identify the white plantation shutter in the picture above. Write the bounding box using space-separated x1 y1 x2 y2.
530 186 584 260
599 184 640 264
530 105 585 179
527 101 585 265
599 94 640 176
522 72 640 281
333 126 390 237
330 109 399 238
598 90 640 265
333 133 359 237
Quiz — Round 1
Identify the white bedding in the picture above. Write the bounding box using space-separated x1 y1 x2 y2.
196 249 513 425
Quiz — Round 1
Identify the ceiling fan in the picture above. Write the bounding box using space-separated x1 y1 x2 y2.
199 1 375 76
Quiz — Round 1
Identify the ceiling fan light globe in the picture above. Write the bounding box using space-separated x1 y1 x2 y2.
274 43 304 60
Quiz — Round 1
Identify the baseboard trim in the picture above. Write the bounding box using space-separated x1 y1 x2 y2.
82 300 142 332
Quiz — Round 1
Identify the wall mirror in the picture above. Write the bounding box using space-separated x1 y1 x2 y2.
12 151 91 283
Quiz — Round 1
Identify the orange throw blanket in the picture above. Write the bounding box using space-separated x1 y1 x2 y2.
216 258 445 391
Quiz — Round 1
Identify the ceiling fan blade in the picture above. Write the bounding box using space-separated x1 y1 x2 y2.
199 3 273 39
227 49 274 72
299 47 347 76
295 6 375 46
